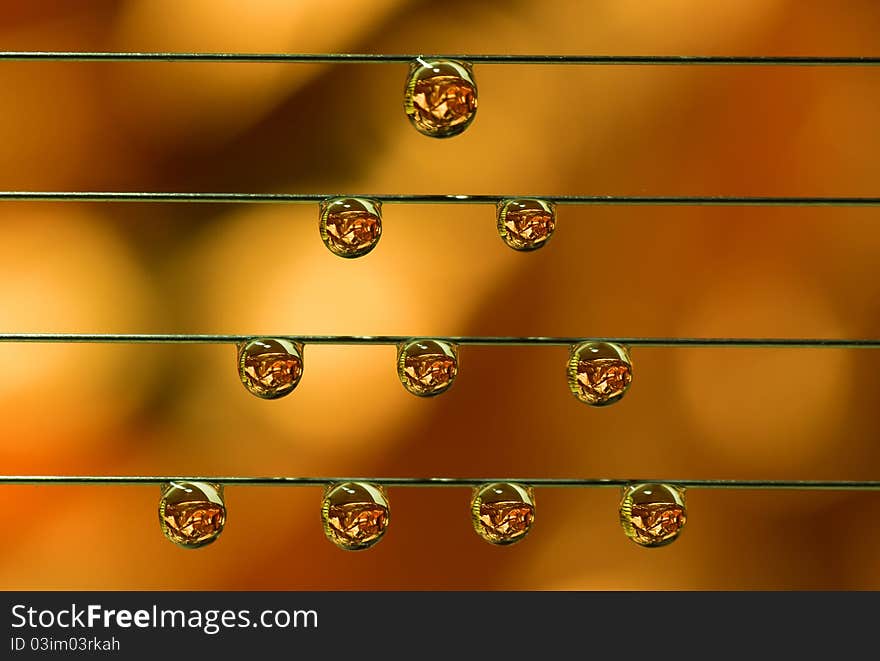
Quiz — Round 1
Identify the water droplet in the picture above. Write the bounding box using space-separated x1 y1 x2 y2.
497 199 556 251
321 482 390 551
404 59 477 138
619 483 686 547
471 482 535 545
397 339 459 397
567 342 632 406
237 338 304 399
159 482 226 549
319 197 382 258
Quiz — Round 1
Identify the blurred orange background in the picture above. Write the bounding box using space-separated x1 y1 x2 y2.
1 0 879 590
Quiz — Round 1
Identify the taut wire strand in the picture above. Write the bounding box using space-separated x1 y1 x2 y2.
1 52 879 66
0 334 877 348
2 192 880 206
1 476 879 490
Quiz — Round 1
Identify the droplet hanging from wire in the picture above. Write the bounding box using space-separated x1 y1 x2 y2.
319 197 382 258
619 483 687 547
321 482 391 551
497 199 556 251
397 339 459 397
567 341 633 406
237 338 304 399
471 482 535 545
404 58 477 138
158 481 226 549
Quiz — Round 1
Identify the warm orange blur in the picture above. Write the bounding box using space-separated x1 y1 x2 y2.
0 1 879 590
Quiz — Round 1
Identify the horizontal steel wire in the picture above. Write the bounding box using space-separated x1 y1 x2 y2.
0 335 876 348
2 192 880 206
1 52 879 66
0 476 878 490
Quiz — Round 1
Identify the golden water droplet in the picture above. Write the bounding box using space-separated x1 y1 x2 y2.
321 482 390 551
397 339 459 397
404 59 477 138
497 199 556 251
471 482 535 545
567 342 632 406
619 483 687 548
319 197 382 258
237 338 304 399
159 482 226 549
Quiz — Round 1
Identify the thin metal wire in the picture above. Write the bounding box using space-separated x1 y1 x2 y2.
1 52 879 66
0 334 878 348
3 192 880 206
0 476 878 490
